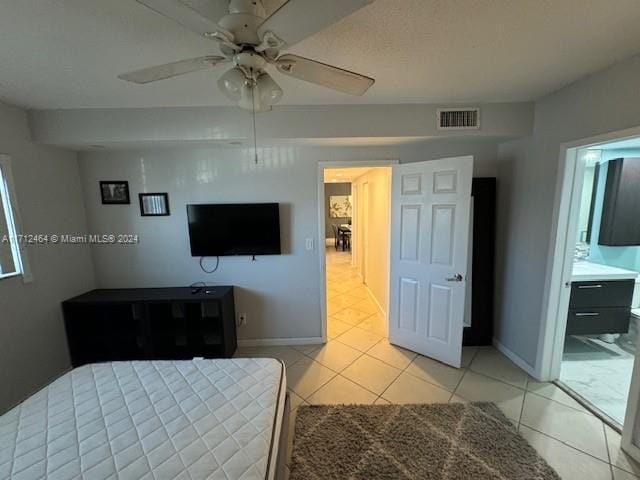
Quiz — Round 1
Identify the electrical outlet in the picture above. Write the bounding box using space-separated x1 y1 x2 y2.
239 313 247 326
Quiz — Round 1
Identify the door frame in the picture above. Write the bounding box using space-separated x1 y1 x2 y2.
538 125 640 382
317 160 398 342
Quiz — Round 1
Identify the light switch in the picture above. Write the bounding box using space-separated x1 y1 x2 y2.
305 238 314 251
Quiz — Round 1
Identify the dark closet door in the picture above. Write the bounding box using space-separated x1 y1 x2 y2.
599 157 640 246
463 178 496 346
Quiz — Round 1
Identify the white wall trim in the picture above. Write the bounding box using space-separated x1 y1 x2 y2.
238 337 324 347
537 124 640 381
493 338 537 378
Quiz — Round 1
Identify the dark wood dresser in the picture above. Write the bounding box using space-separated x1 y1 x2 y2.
63 287 237 367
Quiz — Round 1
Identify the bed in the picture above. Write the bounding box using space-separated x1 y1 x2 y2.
0 358 288 480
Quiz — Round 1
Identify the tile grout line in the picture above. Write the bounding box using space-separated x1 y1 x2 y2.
522 422 613 467
601 421 616 478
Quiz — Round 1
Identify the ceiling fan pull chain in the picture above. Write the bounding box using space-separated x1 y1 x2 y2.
250 74 259 165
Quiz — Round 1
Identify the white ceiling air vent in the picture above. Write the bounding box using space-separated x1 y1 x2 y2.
437 108 480 130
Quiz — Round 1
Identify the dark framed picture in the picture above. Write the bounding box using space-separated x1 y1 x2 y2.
100 181 130 205
139 193 170 216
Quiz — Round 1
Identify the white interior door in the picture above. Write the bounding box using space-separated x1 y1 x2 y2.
388 156 473 368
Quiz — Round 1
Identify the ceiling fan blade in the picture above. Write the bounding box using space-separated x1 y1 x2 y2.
135 0 226 36
276 54 374 96
119 56 226 84
258 0 374 48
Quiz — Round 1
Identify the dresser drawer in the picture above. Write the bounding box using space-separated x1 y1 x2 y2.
569 280 635 308
566 307 631 335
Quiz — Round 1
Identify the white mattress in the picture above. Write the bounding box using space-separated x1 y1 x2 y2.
0 358 286 480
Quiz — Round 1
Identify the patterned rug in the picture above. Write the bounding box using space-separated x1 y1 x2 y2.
290 402 560 479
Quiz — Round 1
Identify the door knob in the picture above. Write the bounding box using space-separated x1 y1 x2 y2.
446 273 464 282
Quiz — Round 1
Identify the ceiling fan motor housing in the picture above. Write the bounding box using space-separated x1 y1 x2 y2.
218 0 266 46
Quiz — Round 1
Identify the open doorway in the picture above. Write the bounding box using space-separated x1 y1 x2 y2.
323 166 392 342
318 156 476 369
543 131 640 433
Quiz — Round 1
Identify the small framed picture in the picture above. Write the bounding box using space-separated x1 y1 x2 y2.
139 193 170 216
100 181 130 205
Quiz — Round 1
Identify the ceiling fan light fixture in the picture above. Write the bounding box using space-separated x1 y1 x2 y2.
238 83 271 113
217 67 247 102
256 72 283 106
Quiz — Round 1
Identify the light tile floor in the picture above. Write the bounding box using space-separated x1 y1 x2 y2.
235 249 640 480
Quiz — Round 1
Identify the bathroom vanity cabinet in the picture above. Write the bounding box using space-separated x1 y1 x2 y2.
599 157 640 246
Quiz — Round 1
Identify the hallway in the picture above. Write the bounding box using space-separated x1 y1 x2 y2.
325 247 386 340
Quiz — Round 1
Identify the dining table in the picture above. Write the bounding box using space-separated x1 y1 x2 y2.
338 224 352 251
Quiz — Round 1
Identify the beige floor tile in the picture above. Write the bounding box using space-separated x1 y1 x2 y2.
288 390 306 412
341 279 365 291
520 392 608 462
286 356 336 399
366 339 417 369
341 354 402 395
327 318 353 339
381 372 451 404
519 425 612 480
346 287 370 300
341 273 363 282
526 379 590 413
614 467 640 479
469 346 530 389
292 344 323 355
357 314 387 336
235 345 304 369
325 272 344 281
405 355 465 392
606 425 640 477
461 347 478 368
326 289 341 300
328 294 360 310
351 299 380 315
306 341 362 373
454 371 525 422
448 394 468 404
326 303 345 316
374 397 391 405
336 327 382 352
307 375 377 405
332 307 372 326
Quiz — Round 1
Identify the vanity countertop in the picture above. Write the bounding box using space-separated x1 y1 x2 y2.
572 260 639 282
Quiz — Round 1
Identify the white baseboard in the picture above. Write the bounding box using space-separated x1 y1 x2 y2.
492 338 538 379
238 337 324 347
364 283 386 318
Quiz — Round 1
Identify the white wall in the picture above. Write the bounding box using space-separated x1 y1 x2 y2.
78 140 499 343
495 54 640 373
354 168 392 314
0 101 95 413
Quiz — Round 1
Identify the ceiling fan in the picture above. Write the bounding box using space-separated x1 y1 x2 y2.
119 0 376 112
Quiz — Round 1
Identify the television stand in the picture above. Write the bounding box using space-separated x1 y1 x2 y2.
63 287 237 367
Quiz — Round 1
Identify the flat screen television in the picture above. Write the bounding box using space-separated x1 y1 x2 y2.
187 203 281 256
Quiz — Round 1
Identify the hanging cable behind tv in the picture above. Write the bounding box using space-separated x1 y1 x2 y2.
199 256 220 274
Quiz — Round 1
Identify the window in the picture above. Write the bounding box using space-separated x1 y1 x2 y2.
0 155 26 280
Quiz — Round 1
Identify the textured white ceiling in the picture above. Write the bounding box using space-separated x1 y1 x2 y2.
1 0 640 109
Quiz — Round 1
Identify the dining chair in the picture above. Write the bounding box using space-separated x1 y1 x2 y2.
331 224 340 250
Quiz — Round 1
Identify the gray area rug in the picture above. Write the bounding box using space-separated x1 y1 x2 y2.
290 402 560 480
